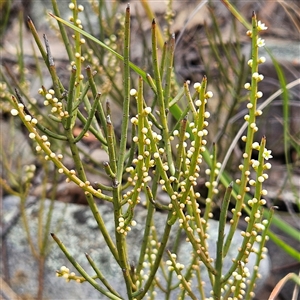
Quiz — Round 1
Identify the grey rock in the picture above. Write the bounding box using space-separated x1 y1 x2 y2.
2 197 270 299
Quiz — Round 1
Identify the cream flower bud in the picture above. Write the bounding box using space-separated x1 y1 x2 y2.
259 56 266 63
244 82 251 90
256 91 263 98
205 91 213 98
193 82 201 89
11 109 19 116
130 89 137 96
29 133 36 139
144 107 151 114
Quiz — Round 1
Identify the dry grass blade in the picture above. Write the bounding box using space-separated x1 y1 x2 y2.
0 277 23 300
268 272 300 300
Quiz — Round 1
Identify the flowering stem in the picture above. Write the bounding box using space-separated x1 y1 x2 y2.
50 0 74 61
136 217 172 299
86 66 108 140
245 207 275 298
51 234 122 300
166 250 198 300
116 4 131 184
163 34 175 108
151 19 175 175
223 12 259 257
213 182 233 298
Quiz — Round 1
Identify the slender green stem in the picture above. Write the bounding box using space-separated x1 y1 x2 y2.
163 34 175 108
151 19 175 175
136 213 172 299
43 34 63 98
203 143 218 228
51 0 74 61
86 66 108 138
116 4 131 183
213 183 232 299
166 250 198 300
223 136 266 283
74 93 101 143
51 234 123 300
85 253 122 298
223 12 259 256
27 17 49 68
168 76 208 225
220 0 251 30
104 13 135 291
64 128 120 262
183 81 197 119
11 93 110 202
65 65 77 130
245 207 275 299
77 110 107 145
136 186 156 276
160 41 167 78
173 117 187 187
168 84 185 108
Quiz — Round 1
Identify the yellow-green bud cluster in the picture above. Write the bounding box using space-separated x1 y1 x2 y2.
103 35 120 74
56 266 83 283
22 164 36 183
68 3 84 29
116 216 137 235
38 88 69 119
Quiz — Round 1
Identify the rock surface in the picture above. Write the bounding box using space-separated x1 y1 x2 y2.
1 196 270 299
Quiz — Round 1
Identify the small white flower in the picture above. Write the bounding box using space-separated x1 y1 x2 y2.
257 38 265 47
257 21 268 31
263 149 273 160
